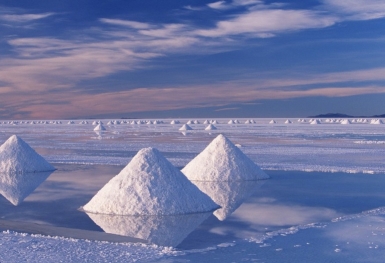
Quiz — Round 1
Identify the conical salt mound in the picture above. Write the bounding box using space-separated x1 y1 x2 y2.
182 134 269 181
83 147 219 215
179 124 193 131
0 135 55 174
93 123 106 131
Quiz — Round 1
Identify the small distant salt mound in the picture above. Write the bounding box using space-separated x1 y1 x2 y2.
244 120 252 124
83 148 219 215
194 120 200 124
86 212 211 247
170 120 180 124
371 119 384 125
179 124 193 131
341 119 351 125
93 123 106 131
92 121 98 125
67 121 74 124
203 120 210 124
192 181 264 221
310 119 321 125
0 135 55 174
228 120 235 124
210 120 218 124
269 120 276 124
186 120 193 124
182 134 269 181
205 124 217 130
285 120 292 124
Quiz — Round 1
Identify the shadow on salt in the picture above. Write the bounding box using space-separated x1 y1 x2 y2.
0 171 54 206
85 212 212 247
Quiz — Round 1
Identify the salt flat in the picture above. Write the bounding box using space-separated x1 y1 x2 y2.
0 118 384 262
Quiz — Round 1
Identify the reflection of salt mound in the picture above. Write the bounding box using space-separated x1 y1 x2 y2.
0 171 53 205
86 212 211 247
182 134 269 181
0 135 55 174
93 123 106 131
192 181 264 220
179 124 193 131
205 124 217 130
83 148 219 215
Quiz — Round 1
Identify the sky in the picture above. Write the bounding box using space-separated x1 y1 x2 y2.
1 0 385 119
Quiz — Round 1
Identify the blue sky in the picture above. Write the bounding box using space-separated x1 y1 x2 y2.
1 0 385 119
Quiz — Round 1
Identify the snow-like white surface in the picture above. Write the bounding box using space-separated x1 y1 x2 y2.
182 134 269 181
0 135 55 174
83 147 219 215
86 212 211 247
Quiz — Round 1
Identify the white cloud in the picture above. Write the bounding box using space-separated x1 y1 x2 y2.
232 0 262 6
207 1 230 10
195 9 338 37
99 18 151 29
0 13 54 23
322 0 385 20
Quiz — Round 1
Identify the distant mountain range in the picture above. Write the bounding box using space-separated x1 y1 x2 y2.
309 113 385 118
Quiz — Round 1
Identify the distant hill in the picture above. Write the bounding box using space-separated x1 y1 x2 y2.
309 113 385 118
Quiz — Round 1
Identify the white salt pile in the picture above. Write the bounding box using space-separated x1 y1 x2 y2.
67 121 74 124
86 212 211 247
0 135 55 205
170 120 180 124
341 119 351 125
285 119 292 124
228 120 235 124
192 181 264 221
205 124 217 130
179 124 193 131
310 119 321 125
182 134 269 181
371 119 384 125
93 123 106 131
203 120 209 124
83 147 219 215
0 135 55 174
269 120 276 124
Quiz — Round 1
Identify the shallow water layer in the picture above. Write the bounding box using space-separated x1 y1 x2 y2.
1 164 385 249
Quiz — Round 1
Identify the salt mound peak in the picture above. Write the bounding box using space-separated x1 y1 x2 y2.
93 123 106 131
83 147 219 215
0 135 55 174
205 124 217 130
182 134 269 181
179 124 193 131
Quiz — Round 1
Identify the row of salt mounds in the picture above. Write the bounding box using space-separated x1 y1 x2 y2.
0 135 55 205
371 119 384 125
182 134 269 181
93 123 106 131
83 147 219 215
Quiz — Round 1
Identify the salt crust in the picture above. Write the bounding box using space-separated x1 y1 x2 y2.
83 147 219 215
182 134 269 181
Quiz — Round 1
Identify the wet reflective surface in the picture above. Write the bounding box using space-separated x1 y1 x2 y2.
1 164 385 248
